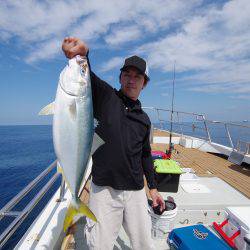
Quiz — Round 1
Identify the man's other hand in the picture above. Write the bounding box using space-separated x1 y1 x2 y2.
149 189 165 212
62 37 88 59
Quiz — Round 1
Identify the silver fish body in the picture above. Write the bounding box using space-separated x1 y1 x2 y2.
53 56 93 201
39 56 99 231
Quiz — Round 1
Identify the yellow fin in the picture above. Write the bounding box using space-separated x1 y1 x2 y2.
38 102 55 115
63 203 97 232
57 163 63 173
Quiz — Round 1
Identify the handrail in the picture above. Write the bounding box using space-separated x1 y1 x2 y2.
0 172 60 248
236 140 250 154
207 120 250 129
143 106 204 117
204 120 211 142
142 106 250 152
0 160 57 221
0 160 62 249
225 124 234 149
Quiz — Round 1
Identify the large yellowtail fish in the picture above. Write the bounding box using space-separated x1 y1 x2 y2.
39 56 103 232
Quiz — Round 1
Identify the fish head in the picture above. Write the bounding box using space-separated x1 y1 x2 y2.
60 56 91 97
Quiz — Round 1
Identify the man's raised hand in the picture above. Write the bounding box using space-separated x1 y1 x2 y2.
62 37 88 59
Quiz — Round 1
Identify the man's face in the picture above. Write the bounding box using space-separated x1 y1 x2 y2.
120 67 145 101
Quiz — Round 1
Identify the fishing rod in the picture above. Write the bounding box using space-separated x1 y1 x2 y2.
166 61 176 158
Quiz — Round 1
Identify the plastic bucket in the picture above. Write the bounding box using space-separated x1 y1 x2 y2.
150 204 178 239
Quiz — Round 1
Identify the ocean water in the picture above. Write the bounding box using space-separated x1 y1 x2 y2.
0 125 58 249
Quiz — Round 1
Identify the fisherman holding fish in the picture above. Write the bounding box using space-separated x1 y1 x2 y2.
62 37 165 250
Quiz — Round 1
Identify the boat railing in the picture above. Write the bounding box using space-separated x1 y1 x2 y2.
0 160 64 249
236 140 250 154
143 107 250 153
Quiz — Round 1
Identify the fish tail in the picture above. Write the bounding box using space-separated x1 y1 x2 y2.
63 202 97 232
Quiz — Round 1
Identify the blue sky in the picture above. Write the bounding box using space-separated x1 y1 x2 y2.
0 0 249 125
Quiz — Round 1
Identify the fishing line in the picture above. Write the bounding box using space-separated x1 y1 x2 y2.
167 61 176 157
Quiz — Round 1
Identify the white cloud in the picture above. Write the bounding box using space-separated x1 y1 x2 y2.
0 0 250 96
221 0 250 33
135 0 250 94
0 0 199 62
188 82 250 94
100 57 124 72
69 1 135 41
105 26 141 46
176 60 250 88
25 39 61 63
0 0 89 42
134 0 201 32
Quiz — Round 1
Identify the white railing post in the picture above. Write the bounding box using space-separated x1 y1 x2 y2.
225 123 234 149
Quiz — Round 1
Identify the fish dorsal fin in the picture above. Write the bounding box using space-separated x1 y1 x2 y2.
38 102 55 115
91 132 105 155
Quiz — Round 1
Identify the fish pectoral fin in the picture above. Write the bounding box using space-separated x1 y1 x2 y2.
90 133 105 155
63 203 97 232
38 102 55 115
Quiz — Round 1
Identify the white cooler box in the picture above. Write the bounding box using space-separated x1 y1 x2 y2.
225 207 250 250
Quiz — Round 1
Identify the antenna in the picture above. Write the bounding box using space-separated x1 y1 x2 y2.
166 61 176 158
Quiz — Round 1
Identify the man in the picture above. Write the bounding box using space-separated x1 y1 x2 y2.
62 37 165 250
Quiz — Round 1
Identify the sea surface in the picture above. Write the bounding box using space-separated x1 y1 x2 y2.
0 125 57 249
0 123 249 248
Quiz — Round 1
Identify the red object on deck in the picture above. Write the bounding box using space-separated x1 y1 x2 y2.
151 150 168 159
213 219 241 249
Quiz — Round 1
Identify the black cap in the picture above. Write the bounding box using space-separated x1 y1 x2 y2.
120 55 150 81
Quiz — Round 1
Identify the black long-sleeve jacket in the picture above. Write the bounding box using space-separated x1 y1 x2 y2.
91 71 156 190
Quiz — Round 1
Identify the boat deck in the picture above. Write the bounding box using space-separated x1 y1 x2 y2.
152 129 250 198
